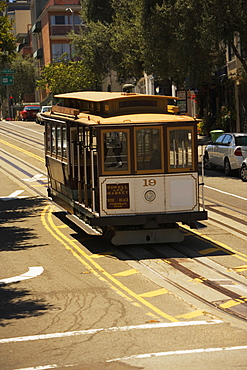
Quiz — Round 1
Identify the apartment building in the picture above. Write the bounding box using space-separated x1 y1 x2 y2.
6 1 32 57
6 0 82 103
30 0 81 102
31 0 81 65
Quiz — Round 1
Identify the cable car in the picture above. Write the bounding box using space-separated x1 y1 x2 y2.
43 91 207 245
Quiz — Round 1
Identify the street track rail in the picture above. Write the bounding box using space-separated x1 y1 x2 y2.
107 239 247 321
0 126 44 150
201 195 247 241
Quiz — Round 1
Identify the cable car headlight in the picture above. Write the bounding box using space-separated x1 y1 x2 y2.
144 190 156 202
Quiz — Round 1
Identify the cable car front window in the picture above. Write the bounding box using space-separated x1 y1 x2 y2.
102 130 129 173
135 127 163 172
168 127 194 171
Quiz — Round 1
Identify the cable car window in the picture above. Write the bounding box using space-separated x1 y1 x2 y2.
102 129 129 174
57 125 62 157
62 126 67 160
135 127 163 173
51 124 56 155
168 127 194 171
46 122 51 153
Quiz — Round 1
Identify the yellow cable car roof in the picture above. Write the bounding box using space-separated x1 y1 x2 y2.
53 91 180 117
54 91 179 102
75 112 195 125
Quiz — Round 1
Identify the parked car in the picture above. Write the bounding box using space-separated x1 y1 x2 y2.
36 106 52 124
240 158 247 182
19 105 40 121
204 133 247 175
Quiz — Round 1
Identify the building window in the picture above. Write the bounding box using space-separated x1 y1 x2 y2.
52 43 71 61
50 15 81 26
51 15 69 25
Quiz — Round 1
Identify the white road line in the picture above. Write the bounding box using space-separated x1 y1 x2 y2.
107 345 247 362
205 185 247 201
22 174 47 182
0 190 25 200
0 266 44 285
0 320 222 344
14 345 247 369
15 366 61 370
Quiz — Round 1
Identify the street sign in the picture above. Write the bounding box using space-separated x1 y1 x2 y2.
1 76 14 85
1 69 16 74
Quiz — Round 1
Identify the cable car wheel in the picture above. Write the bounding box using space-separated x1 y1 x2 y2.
102 226 115 242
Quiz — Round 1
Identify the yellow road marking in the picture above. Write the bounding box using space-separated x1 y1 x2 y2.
113 269 138 277
233 265 247 272
41 205 178 322
90 252 113 259
176 310 205 319
219 300 241 309
188 277 207 284
0 138 44 162
139 288 169 298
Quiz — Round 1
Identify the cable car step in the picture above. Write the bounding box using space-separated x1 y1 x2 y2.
66 214 101 235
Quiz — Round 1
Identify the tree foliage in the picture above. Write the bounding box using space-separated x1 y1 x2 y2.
36 58 97 95
9 55 36 103
73 21 113 87
81 0 115 24
72 0 247 88
0 1 16 65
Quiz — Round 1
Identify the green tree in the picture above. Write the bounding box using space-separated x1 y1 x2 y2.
110 0 143 82
72 0 116 88
37 58 97 95
72 0 144 85
0 1 16 65
201 0 247 75
9 55 36 104
73 22 113 88
82 0 114 24
138 0 225 87
73 0 247 88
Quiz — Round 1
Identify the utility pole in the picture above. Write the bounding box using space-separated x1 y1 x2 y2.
66 7 75 60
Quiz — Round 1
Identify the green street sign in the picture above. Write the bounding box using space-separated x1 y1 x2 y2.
1 76 14 85
1 69 16 74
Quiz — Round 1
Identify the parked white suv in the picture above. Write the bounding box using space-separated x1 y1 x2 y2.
36 106 52 124
204 133 247 175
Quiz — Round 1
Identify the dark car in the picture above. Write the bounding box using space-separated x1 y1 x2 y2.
19 105 40 121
